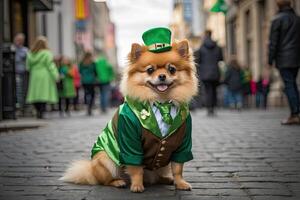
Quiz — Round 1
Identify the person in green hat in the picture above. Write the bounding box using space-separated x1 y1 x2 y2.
95 51 115 113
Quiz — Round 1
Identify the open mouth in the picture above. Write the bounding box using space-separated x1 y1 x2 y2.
148 82 173 92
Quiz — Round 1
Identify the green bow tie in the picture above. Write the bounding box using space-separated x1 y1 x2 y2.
155 102 173 125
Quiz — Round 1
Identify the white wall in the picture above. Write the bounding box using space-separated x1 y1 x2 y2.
36 0 75 58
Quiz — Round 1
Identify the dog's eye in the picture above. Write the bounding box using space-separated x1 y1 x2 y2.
147 67 155 75
168 65 176 74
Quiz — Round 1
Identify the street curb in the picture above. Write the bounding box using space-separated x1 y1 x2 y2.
0 121 47 132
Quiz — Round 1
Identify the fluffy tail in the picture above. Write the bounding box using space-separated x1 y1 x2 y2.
60 160 98 185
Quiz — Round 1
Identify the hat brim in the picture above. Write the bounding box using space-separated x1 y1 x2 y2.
148 46 172 53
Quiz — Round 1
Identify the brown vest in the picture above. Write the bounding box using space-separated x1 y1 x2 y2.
141 123 186 170
112 109 187 170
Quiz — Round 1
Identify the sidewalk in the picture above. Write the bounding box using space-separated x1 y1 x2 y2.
0 119 48 132
0 108 299 200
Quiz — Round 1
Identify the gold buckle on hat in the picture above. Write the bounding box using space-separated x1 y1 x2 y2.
148 43 170 51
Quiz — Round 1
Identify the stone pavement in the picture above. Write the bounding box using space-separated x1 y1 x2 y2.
0 108 299 200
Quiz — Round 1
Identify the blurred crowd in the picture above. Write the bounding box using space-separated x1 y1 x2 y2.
192 0 300 125
11 0 300 125
192 30 272 115
15 32 272 120
13 34 123 119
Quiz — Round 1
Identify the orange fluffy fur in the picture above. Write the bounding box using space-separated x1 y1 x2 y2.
120 40 198 103
61 40 198 192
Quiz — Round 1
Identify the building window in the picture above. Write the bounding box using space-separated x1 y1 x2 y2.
245 9 252 69
228 19 237 55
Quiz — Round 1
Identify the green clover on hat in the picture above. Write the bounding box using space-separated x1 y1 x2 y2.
142 27 172 53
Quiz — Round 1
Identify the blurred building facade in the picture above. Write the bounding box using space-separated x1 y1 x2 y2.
170 0 226 50
36 0 76 58
35 0 118 67
90 1 118 68
0 0 118 120
1 0 54 48
170 0 205 50
170 0 300 107
0 0 54 120
226 0 300 106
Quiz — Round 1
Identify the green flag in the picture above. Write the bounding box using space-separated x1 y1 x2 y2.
210 0 228 14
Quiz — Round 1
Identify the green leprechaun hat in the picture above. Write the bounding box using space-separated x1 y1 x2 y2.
142 27 172 53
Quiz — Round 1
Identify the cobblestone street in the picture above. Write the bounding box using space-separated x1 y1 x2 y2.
0 108 299 200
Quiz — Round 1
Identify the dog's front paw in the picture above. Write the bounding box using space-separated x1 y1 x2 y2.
175 179 192 191
130 183 145 193
110 179 127 188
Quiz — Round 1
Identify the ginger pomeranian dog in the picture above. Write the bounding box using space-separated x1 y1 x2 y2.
61 27 198 192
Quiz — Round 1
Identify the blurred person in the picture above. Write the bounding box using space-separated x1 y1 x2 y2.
219 62 230 107
53 55 63 112
255 75 271 109
224 56 243 110
110 85 124 107
26 36 59 119
241 66 252 108
72 63 81 111
13 33 28 112
194 30 223 116
95 52 115 113
79 51 97 116
58 57 76 116
268 0 300 125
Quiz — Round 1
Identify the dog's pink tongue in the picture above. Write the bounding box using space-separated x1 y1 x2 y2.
157 85 168 92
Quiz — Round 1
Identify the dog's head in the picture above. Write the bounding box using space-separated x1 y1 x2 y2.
120 40 198 104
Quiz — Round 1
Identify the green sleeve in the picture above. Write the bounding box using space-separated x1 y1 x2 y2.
117 105 143 166
46 52 59 81
171 114 193 163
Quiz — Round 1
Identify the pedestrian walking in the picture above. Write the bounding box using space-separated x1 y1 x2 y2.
255 75 271 109
26 36 59 119
95 52 115 113
13 33 28 112
241 66 252 108
79 51 97 116
194 30 223 116
268 0 300 125
72 63 81 111
224 57 243 110
58 57 76 116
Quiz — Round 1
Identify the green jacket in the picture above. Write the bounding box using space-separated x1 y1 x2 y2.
59 65 76 98
26 50 59 104
95 57 115 84
79 62 96 84
91 97 193 169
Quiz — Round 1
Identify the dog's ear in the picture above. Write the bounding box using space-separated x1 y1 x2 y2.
129 43 143 63
177 40 189 59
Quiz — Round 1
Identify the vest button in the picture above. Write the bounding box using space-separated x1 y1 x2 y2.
161 140 166 144
158 153 163 157
156 163 160 167
160 147 165 151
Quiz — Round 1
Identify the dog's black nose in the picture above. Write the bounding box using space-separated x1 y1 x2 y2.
158 74 166 81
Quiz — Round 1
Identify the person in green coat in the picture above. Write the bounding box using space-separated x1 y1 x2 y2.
26 36 59 119
95 54 115 113
79 51 97 116
58 57 76 116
